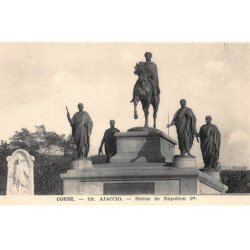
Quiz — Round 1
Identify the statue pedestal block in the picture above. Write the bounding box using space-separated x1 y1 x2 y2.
60 128 227 195
173 155 197 169
202 169 221 182
60 162 228 195
110 127 177 164
71 158 93 170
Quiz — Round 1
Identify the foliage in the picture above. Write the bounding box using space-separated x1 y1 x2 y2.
34 154 72 195
0 141 12 195
9 125 73 155
0 125 75 195
221 170 250 193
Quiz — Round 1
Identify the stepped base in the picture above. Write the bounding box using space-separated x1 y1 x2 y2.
60 162 228 195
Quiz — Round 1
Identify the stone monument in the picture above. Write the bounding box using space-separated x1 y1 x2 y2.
66 103 93 169
167 99 198 168
198 115 222 181
130 52 160 128
61 54 227 195
6 149 35 195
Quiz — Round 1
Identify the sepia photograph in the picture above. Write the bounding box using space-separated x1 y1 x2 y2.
1 1 250 250
0 42 249 203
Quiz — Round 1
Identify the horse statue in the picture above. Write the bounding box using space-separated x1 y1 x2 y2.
130 62 160 128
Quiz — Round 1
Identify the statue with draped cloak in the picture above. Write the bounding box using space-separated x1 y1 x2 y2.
98 119 120 163
167 99 198 156
198 116 221 169
66 103 93 158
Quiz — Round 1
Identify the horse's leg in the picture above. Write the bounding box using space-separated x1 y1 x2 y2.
141 100 147 127
145 109 148 127
144 105 149 127
143 97 151 128
146 94 152 127
153 102 158 128
134 96 139 119
153 105 157 128
153 96 159 128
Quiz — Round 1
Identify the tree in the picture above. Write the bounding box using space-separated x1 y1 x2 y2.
221 170 250 193
0 125 75 195
9 125 74 156
0 141 12 195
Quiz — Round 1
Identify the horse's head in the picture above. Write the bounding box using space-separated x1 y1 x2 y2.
134 62 147 81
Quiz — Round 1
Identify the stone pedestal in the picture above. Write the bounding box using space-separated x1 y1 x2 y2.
60 127 228 195
60 163 228 195
71 158 93 170
173 155 197 169
202 169 221 182
110 127 177 164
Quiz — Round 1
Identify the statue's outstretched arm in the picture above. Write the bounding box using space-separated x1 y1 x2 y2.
66 106 72 126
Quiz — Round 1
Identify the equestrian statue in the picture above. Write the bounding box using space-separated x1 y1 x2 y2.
130 52 160 128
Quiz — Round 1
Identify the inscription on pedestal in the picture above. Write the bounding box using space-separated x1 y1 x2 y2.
103 182 155 195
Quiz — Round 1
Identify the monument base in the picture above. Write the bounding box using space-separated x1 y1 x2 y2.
71 158 93 170
60 162 228 195
173 155 197 169
110 127 177 164
202 169 221 182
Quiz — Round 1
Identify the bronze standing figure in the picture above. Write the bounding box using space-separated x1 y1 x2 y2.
66 103 93 158
99 120 120 163
167 99 198 156
198 116 221 170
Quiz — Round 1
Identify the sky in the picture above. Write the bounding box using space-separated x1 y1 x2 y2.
0 42 249 168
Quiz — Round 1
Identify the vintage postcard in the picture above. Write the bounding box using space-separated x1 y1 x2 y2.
0 42 249 205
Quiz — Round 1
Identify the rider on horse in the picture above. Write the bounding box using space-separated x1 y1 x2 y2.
131 52 160 102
